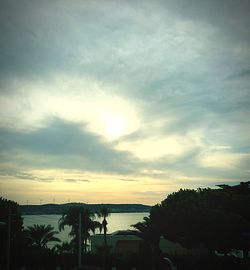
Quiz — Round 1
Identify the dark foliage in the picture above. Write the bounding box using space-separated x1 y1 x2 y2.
24 224 61 248
59 207 101 254
135 182 250 258
0 197 23 269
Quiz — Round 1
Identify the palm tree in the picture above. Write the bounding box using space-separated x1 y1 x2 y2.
97 206 110 246
132 206 163 269
25 224 61 249
97 206 110 270
54 241 73 254
59 207 101 254
132 216 161 250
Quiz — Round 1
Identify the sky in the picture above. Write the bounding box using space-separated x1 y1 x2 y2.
0 0 250 205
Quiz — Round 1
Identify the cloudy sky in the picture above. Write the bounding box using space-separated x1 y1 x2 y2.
0 0 250 205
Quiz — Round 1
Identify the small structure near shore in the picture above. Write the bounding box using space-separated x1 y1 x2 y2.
90 230 207 256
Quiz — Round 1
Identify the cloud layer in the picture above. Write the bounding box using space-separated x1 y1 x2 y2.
0 0 250 204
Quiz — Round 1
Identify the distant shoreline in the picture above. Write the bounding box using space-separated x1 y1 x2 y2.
19 203 151 215
22 212 150 216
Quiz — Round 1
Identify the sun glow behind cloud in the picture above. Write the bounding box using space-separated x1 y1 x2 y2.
101 112 128 139
0 75 141 140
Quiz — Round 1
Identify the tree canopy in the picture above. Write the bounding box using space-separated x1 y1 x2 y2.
133 182 250 259
59 206 101 254
97 206 110 246
24 224 61 248
0 197 23 269
158 182 250 256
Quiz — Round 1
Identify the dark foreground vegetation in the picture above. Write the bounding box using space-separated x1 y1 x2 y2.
1 251 250 270
0 181 249 269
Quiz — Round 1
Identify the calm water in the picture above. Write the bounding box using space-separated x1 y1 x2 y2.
23 212 148 246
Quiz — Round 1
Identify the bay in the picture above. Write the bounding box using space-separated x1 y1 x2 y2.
23 212 148 247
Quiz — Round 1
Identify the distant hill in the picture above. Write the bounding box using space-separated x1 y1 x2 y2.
19 203 151 215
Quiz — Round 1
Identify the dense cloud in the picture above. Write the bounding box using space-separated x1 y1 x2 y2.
0 118 140 174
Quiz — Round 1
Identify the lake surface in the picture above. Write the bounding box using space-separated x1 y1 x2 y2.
23 212 148 247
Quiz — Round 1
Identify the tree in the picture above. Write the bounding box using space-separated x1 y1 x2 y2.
132 205 162 268
97 206 111 270
54 241 73 254
59 207 101 254
158 184 250 257
217 181 250 258
25 224 61 249
0 197 23 269
97 206 110 246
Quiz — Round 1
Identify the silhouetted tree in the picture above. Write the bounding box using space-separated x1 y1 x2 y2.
53 241 73 254
0 197 23 269
217 181 250 259
97 206 111 270
59 207 101 254
97 206 110 246
24 224 61 249
132 205 163 268
158 183 250 257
